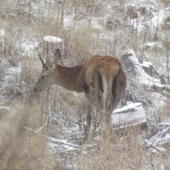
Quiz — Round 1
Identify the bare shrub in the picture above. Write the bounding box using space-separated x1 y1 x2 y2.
76 127 145 170
76 126 170 170
0 98 66 170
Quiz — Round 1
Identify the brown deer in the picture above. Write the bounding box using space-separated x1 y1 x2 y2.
34 49 126 139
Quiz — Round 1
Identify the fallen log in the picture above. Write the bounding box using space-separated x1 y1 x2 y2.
112 102 147 129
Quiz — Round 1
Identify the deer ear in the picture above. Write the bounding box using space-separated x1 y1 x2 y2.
46 57 53 68
53 49 61 65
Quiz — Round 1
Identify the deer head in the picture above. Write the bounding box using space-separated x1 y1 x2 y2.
34 49 61 93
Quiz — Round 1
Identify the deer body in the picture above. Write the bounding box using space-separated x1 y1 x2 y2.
34 49 126 139
54 65 83 92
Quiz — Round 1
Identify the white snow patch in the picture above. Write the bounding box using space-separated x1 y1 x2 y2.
63 15 75 29
43 36 63 43
5 63 21 76
21 39 39 57
143 42 163 49
140 61 153 68
113 102 142 114
151 7 170 29
0 29 5 38
48 137 80 151
0 59 22 96
0 29 5 50
126 4 170 33
91 17 103 32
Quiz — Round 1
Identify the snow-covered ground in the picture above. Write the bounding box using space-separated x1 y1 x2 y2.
0 0 170 169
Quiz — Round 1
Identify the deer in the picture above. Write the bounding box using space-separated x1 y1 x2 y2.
34 49 126 139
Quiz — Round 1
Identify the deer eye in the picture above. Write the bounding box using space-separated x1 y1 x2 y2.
42 75 45 79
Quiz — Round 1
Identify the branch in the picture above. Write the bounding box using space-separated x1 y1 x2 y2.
24 126 80 149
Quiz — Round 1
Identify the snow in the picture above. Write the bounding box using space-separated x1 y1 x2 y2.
91 17 103 32
146 121 170 151
43 36 63 43
0 29 5 38
140 61 153 68
63 15 75 29
0 29 5 50
0 59 22 96
21 39 39 57
151 7 170 29
48 137 80 151
5 63 21 76
113 102 142 114
21 36 62 57
148 7 170 33
143 42 163 49
125 4 170 34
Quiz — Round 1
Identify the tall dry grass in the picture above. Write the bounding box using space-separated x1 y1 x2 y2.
76 126 170 170
0 99 67 170
0 0 170 170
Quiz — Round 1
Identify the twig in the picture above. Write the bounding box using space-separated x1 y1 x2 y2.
24 126 80 149
36 122 47 132
150 154 155 170
160 126 170 138
50 117 64 127
49 137 80 149
147 126 170 145
146 143 166 157
24 126 47 137
150 146 166 157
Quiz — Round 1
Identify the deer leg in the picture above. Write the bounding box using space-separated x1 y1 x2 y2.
98 75 113 139
98 109 104 138
85 105 92 139
105 111 112 139
98 110 112 140
85 84 97 139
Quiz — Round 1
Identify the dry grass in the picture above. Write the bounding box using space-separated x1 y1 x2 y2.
0 99 66 170
0 0 170 170
76 127 170 170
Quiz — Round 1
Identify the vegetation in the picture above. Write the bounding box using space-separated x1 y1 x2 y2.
0 0 170 169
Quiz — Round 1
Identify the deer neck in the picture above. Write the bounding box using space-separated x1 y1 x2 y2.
54 64 84 92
